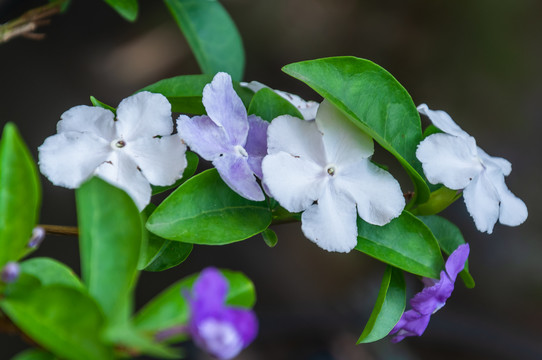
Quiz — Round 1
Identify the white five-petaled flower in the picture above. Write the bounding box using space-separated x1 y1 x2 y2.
416 104 528 233
38 92 187 210
262 100 405 253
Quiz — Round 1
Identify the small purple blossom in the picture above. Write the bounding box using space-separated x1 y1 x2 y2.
389 244 470 342
28 226 46 248
177 72 268 202
188 267 258 360
1 261 20 283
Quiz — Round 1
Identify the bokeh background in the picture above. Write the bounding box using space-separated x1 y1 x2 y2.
1 0 541 359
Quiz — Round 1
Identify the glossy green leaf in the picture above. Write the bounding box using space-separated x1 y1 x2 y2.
147 169 271 245
0 123 41 268
140 74 253 114
358 266 405 343
282 57 430 205
163 0 245 81
134 269 255 332
90 96 116 114
248 88 303 121
105 324 181 359
76 177 142 324
151 151 199 195
411 186 462 216
356 211 444 279
103 0 138 21
11 349 57 360
20 257 82 289
418 215 475 288
1 285 113 360
261 228 278 248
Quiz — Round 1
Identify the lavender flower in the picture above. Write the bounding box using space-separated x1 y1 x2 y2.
177 72 268 201
1 261 20 283
389 244 470 342
188 268 258 359
28 226 46 248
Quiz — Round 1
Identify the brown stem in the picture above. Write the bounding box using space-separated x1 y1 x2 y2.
39 224 78 236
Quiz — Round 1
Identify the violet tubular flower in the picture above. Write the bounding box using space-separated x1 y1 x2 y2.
177 72 268 201
389 244 470 342
187 268 258 360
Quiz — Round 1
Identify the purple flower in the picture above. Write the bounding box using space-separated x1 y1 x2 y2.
188 268 258 360
389 244 470 342
177 72 268 201
1 261 20 283
28 226 46 248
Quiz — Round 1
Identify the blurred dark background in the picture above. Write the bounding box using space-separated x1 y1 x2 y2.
1 0 541 359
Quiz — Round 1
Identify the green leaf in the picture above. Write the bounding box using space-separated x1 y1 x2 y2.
411 186 462 216
105 324 181 359
282 57 430 205
20 257 82 289
248 88 303 121
140 74 253 114
103 0 138 21
11 349 58 360
356 211 444 279
0 123 41 267
261 228 278 248
151 151 199 195
90 96 116 114
1 285 113 360
76 177 142 324
134 269 255 332
418 215 475 288
163 0 245 81
358 266 405 343
147 169 271 245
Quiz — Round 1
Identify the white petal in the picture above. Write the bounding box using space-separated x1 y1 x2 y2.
38 132 110 188
301 185 358 253
416 133 483 189
116 92 173 141
57 105 117 140
417 104 470 138
240 81 267 93
262 152 325 213
124 135 187 186
486 167 528 227
336 159 405 225
274 89 320 120
95 152 151 210
477 147 512 176
463 172 499 234
267 115 326 166
316 100 374 165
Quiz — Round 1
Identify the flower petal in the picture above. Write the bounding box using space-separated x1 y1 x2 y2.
244 115 269 179
192 267 229 315
336 159 405 226
262 152 325 212
224 308 258 346
57 105 117 140
417 133 483 189
389 310 431 343
38 132 110 188
417 104 469 138
94 151 151 210
267 115 326 166
116 91 173 140
124 135 187 186
203 72 248 145
177 114 232 161
301 185 358 253
487 168 528 227
316 100 374 165
213 153 265 202
463 171 500 234
444 244 470 282
274 89 319 120
410 271 451 315
477 147 512 176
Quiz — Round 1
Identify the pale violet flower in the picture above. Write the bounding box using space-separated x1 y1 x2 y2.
177 72 268 201
390 244 470 342
416 104 528 233
188 268 258 360
1 261 20 283
262 100 405 253
38 92 187 210
241 81 319 120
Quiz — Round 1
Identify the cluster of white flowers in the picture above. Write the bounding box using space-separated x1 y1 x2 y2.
39 73 527 254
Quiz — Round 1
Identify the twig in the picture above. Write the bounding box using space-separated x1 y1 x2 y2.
39 224 78 236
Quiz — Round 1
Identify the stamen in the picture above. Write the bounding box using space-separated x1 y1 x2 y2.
115 140 126 148
326 166 336 176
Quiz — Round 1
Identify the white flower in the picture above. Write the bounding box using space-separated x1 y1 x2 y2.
262 100 405 253
416 104 528 233
38 92 187 210
241 81 319 120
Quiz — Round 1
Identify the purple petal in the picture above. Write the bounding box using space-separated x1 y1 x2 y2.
410 271 454 315
244 115 268 179
445 244 470 282
203 73 248 146
390 310 431 343
214 153 265 202
1 262 20 283
177 115 231 161
191 268 229 315
223 308 258 346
